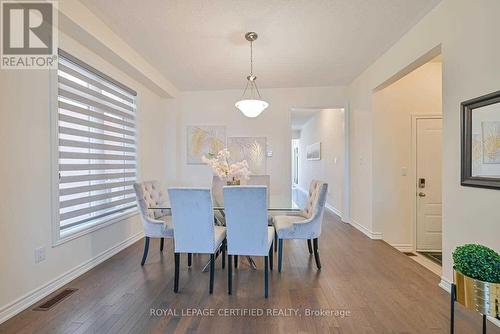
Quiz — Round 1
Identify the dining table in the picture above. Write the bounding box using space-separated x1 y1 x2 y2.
148 195 301 272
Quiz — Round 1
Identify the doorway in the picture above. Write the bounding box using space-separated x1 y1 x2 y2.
290 107 347 220
371 51 443 272
413 116 443 263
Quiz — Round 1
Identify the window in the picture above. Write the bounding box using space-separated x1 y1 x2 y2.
56 50 137 239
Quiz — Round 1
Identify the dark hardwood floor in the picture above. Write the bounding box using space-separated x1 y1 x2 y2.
1 211 498 333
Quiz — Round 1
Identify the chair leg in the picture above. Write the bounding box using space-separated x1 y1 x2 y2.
450 283 455 334
228 255 232 295
209 254 215 294
160 237 164 252
307 239 313 254
313 238 321 270
188 253 192 267
278 239 283 273
274 231 278 252
234 255 238 268
264 256 269 298
174 253 180 293
269 244 273 271
141 237 150 266
221 239 226 269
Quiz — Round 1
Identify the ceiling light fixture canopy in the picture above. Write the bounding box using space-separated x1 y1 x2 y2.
235 32 269 118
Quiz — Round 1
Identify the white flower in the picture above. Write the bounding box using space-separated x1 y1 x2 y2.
202 150 251 181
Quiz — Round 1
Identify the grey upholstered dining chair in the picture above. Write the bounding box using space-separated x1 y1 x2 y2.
223 186 274 298
272 180 328 272
168 188 227 294
134 181 174 266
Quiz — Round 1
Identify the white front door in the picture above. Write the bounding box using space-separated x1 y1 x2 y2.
416 118 443 252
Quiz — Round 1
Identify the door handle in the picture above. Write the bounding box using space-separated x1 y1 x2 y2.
418 192 426 197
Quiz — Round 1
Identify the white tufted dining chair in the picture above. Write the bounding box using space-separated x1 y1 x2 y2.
168 188 226 294
134 181 174 266
273 180 328 272
223 186 274 298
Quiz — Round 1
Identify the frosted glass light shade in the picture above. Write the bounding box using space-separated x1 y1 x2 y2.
235 99 269 118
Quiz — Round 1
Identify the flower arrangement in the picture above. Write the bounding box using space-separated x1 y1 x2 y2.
202 149 251 184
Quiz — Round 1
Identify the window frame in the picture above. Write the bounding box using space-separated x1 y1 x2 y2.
51 49 139 246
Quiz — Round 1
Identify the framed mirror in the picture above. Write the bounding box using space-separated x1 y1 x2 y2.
461 90 500 189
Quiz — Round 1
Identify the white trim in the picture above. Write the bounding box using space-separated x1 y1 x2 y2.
325 203 342 218
342 103 351 224
50 68 60 247
410 114 443 253
438 276 500 328
489 316 500 328
54 211 139 247
349 219 383 239
391 244 414 252
0 231 144 324
438 276 452 292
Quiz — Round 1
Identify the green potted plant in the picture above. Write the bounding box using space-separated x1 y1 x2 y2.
452 244 500 322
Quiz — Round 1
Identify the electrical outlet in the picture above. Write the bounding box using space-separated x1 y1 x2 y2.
35 247 45 263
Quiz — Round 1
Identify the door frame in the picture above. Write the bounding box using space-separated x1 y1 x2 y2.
410 114 443 253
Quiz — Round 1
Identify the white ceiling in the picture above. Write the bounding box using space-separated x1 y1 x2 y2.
291 108 320 130
81 0 441 91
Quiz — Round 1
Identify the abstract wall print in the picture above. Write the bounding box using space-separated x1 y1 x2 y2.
227 137 266 175
462 90 500 189
306 142 321 160
481 121 500 164
471 134 482 172
186 126 226 164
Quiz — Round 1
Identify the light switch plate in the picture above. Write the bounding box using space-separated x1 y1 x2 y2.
401 167 408 176
267 150 273 157
35 247 45 263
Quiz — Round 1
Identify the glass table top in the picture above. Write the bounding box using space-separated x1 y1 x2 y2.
148 195 300 212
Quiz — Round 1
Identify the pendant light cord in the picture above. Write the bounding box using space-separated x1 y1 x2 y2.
240 35 262 100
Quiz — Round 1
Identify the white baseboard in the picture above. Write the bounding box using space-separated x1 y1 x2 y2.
439 276 500 328
390 244 413 252
0 231 144 325
325 203 342 218
439 276 451 292
349 219 383 240
489 316 500 328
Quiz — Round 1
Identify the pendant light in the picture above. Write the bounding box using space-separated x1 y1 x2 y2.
235 32 269 118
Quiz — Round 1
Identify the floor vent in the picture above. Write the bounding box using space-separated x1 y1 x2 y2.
404 252 417 256
33 288 78 311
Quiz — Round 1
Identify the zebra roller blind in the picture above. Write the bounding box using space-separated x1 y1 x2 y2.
57 51 137 232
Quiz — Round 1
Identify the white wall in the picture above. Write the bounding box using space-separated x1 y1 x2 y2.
298 109 345 213
372 62 442 247
0 32 175 320
348 0 500 283
168 87 347 201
